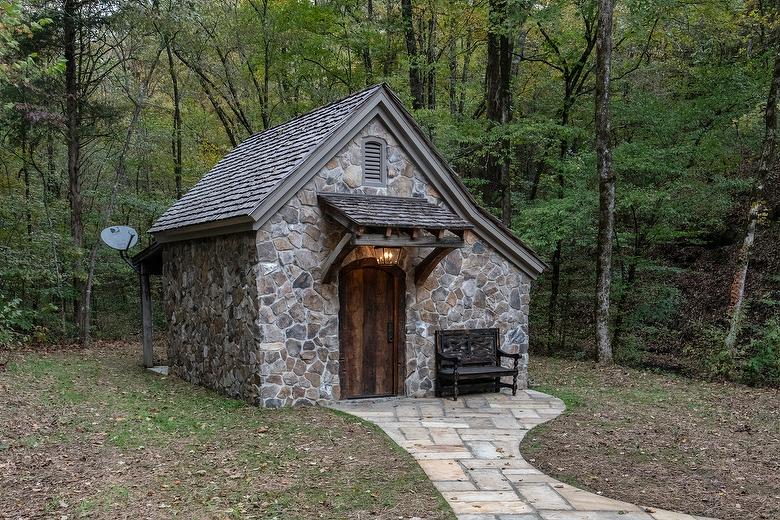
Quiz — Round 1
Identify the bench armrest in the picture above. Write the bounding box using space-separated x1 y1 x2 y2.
497 348 522 360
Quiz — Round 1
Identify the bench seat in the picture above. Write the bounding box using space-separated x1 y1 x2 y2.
438 365 517 377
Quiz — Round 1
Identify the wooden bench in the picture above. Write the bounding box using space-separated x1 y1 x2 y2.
434 328 521 401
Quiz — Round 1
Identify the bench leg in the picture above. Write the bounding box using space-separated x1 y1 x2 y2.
453 374 458 401
512 372 518 396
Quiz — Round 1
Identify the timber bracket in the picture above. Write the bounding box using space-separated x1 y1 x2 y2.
317 192 473 285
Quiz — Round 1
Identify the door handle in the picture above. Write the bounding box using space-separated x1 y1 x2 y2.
387 320 394 343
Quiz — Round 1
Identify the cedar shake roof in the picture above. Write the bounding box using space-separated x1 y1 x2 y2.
318 193 473 231
148 85 383 233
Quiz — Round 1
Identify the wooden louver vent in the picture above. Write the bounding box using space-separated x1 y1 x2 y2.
363 139 384 185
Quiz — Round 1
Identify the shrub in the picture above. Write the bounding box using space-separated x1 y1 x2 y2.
742 319 780 387
697 324 738 381
0 295 27 348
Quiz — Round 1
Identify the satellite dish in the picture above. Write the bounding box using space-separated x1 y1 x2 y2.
100 226 139 251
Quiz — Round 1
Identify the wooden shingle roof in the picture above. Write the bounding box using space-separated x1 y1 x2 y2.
149 83 547 278
318 193 473 231
149 85 383 233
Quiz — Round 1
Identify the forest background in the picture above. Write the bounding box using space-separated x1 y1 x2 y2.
1 0 779 386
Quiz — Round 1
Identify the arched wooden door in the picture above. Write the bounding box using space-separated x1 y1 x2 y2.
338 261 404 399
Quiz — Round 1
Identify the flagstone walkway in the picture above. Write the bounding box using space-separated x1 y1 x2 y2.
329 391 717 520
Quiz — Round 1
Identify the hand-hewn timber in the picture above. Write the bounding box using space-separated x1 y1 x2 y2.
322 233 356 283
140 272 154 368
414 247 456 285
351 234 464 248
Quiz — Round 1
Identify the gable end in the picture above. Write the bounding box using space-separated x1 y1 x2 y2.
151 84 546 279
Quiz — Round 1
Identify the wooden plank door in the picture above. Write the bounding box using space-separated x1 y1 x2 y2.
339 264 403 398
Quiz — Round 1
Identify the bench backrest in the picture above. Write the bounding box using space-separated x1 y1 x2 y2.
435 328 500 366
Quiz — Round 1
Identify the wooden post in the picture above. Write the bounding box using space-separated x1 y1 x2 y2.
140 271 154 368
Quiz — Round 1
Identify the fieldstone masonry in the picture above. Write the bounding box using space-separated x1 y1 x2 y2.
164 116 531 407
163 232 264 402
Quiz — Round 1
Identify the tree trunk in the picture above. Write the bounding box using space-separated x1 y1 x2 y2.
448 31 457 115
547 103 573 349
20 121 32 237
594 0 615 364
383 0 394 76
725 207 759 350
81 49 163 347
47 130 59 197
485 0 512 221
64 0 86 342
546 240 562 352
262 10 271 130
459 28 472 115
426 13 436 109
500 152 511 224
725 5 780 351
165 42 183 199
533 12 597 350
401 0 424 109
362 0 374 86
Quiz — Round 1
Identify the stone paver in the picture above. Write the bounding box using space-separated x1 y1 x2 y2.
329 391 719 520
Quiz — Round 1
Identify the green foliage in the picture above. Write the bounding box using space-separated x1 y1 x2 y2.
0 0 777 388
743 319 780 386
705 347 738 381
0 294 25 347
694 319 780 386
0 293 61 348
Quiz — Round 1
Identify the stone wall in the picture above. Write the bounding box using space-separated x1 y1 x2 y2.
163 115 531 407
407 236 530 396
250 116 531 406
163 232 264 403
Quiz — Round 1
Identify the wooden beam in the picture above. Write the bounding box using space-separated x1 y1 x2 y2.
414 247 456 285
384 226 393 238
322 233 355 283
320 205 358 232
352 234 464 248
140 272 154 368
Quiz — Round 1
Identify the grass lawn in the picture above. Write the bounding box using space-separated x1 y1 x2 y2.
0 342 454 519
521 356 780 520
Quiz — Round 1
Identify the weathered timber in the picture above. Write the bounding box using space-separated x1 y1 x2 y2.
351 234 464 248
140 272 154 368
322 233 356 283
414 247 456 285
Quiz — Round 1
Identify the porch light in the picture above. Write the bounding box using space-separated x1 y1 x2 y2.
373 246 402 266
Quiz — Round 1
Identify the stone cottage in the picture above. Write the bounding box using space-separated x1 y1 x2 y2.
138 84 547 407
